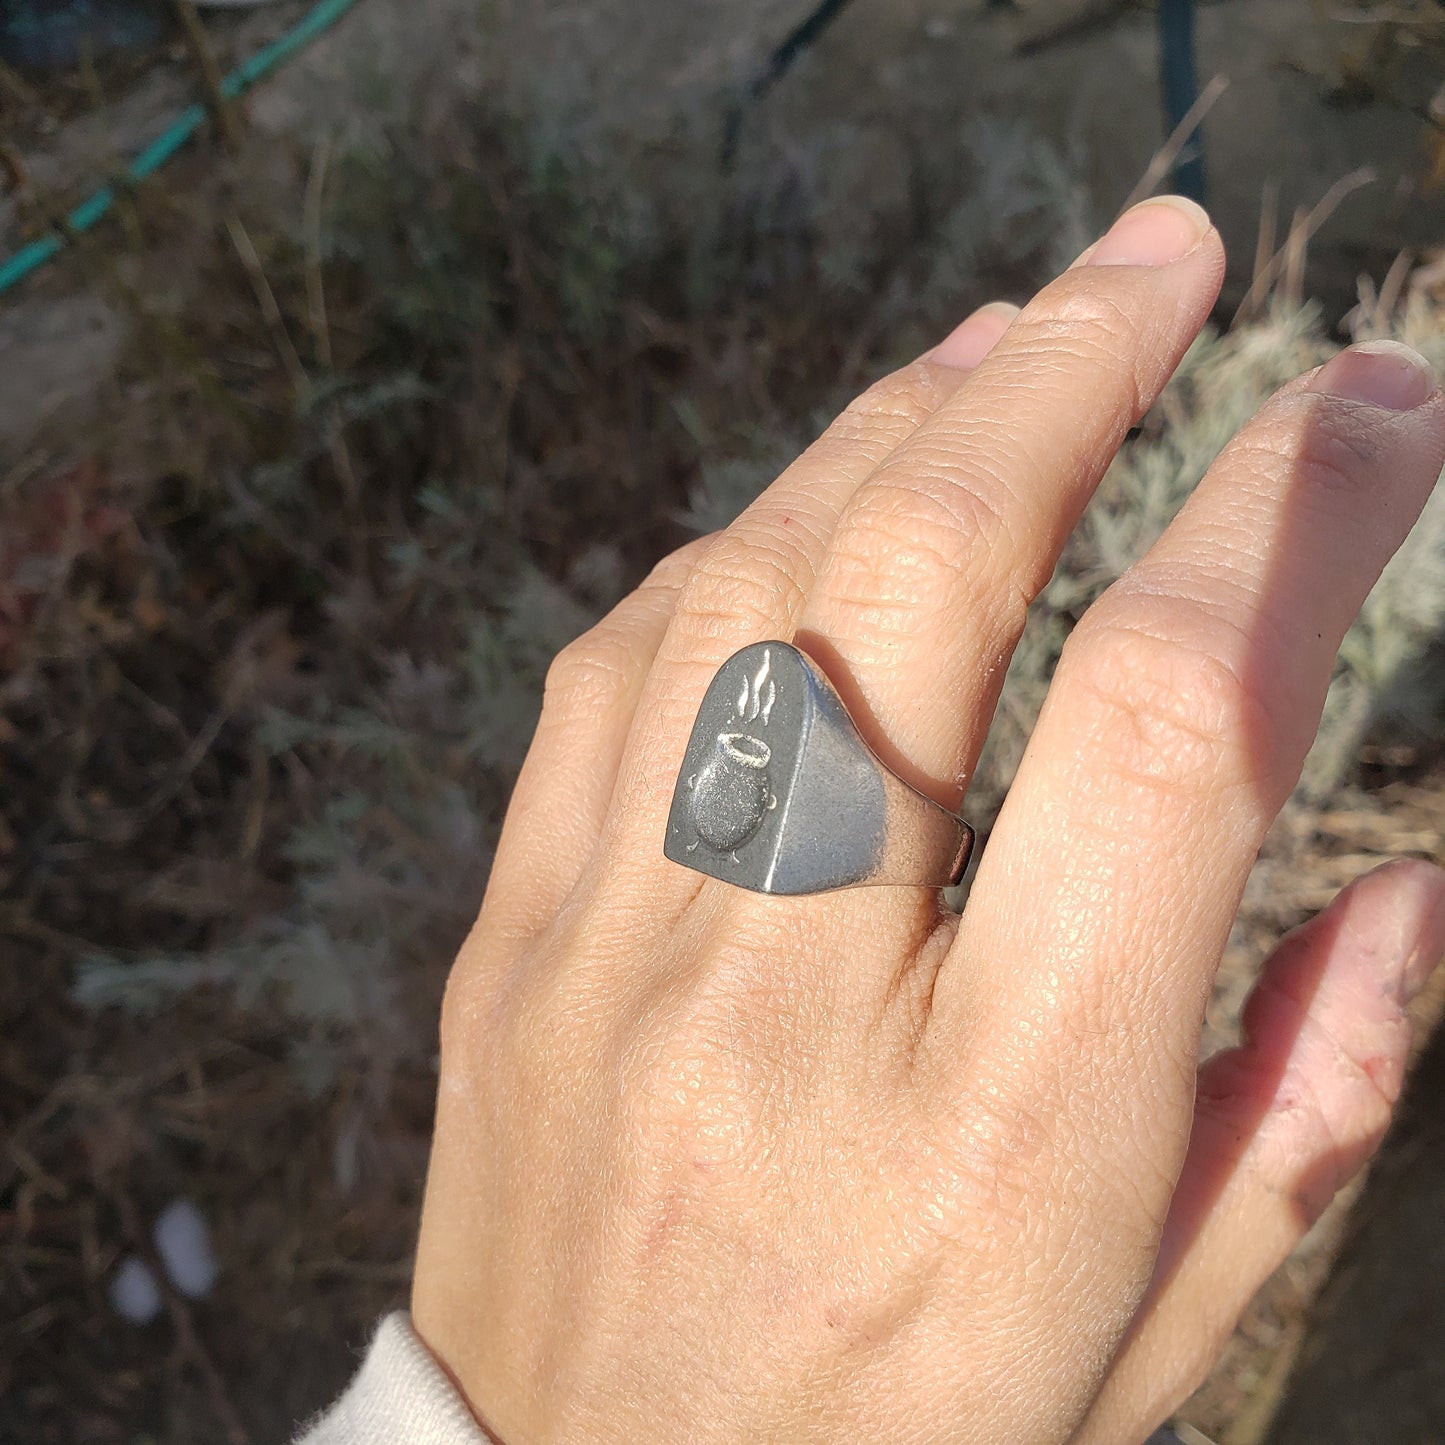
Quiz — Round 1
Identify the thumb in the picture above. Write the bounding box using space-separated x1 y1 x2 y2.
1073 856 1445 1444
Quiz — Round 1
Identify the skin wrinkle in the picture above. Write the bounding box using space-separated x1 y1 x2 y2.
830 369 959 436
1249 976 1409 1125
880 910 960 1066
676 538 816 635
745 505 839 564
1065 654 1256 808
1074 593 1301 797
1058 614 1287 815
543 642 657 714
837 456 1025 588
823 408 939 454
1011 292 1152 415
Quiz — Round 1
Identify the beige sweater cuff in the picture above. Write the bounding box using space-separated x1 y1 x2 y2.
295 1312 492 1445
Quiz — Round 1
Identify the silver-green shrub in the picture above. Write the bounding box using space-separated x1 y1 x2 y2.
72 104 1445 1117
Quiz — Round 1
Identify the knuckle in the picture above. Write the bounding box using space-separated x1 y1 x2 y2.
669 529 809 649
890 450 1021 556
932 1075 1054 1224
1061 609 1262 805
1234 396 1389 497
437 936 512 1072
825 463 1019 628
828 364 958 448
1017 282 1150 410
617 1004 764 1174
543 628 639 717
488 956 602 1117
614 919 803 1174
436 958 481 1062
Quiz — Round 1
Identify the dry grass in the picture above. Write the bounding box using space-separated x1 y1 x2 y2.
2 18 1444 1443
0 70 1072 1435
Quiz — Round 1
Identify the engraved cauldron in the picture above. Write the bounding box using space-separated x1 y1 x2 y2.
689 731 773 852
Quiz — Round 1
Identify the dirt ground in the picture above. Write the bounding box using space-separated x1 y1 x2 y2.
3 3 1445 1443
9 0 1445 459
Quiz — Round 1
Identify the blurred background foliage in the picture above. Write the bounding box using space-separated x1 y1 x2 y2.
2 1 1445 1440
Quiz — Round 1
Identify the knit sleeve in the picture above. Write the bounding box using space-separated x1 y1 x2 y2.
294 1312 494 1445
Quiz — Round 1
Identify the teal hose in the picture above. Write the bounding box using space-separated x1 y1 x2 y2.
0 0 362 297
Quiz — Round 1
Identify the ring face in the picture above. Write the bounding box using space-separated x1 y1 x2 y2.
664 641 972 896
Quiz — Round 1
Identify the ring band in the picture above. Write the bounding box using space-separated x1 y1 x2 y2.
664 641 975 896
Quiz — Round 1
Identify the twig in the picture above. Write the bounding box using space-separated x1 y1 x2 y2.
77 40 145 254
298 139 363 516
1346 247 1415 337
304 136 336 372
1120 73 1229 213
0 141 27 196
239 739 270 862
221 469 344 583
171 0 244 151
1231 168 1376 326
1407 247 1445 301
1281 203 1310 313
1377 247 1415 321
1250 179 1279 309
1220 1317 1307 1445
721 0 860 163
325 425 363 522
225 215 310 398
227 214 364 550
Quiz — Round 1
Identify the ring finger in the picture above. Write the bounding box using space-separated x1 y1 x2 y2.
480 299 1020 941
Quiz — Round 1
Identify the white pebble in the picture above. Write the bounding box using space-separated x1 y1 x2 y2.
153 1198 219 1300
110 1255 162 1324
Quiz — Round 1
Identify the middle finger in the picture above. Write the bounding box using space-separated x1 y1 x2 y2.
795 195 1224 820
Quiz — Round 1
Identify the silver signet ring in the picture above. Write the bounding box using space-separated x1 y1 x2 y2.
663 641 975 896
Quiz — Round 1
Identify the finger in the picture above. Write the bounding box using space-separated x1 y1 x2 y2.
1073 859 1445 1445
481 303 1019 940
596 303 1018 869
478 534 718 941
935 343 1445 1281
794 196 1223 814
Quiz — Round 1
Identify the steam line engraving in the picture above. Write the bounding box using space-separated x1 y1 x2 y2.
689 649 779 855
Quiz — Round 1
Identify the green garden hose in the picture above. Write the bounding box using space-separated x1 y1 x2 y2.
0 0 361 297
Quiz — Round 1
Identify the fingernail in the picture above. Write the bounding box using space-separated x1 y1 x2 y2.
1308 340 1438 412
1086 195 1211 267
928 300 1021 369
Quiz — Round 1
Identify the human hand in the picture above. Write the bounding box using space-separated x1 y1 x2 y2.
411 196 1445 1444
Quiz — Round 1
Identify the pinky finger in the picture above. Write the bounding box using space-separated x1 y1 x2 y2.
1073 857 1445 1445
478 533 720 943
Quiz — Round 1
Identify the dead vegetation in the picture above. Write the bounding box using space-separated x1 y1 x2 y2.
0 76 1084 1434
2 9 1445 1443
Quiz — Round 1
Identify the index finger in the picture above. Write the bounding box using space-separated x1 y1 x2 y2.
928 341 1445 1248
